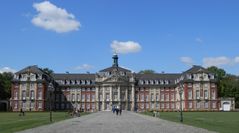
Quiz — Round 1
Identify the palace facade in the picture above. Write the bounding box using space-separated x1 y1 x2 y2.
10 54 219 112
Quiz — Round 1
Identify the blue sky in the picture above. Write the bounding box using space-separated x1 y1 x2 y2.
0 0 239 75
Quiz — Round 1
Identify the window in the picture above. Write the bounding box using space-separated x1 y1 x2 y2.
146 103 149 109
82 95 85 101
166 103 169 109
151 103 154 109
188 89 192 99
92 103 95 109
171 103 174 109
92 94 95 101
161 103 164 109
87 104 90 109
87 94 90 101
165 93 169 101
161 93 164 101
204 102 208 109
188 83 192 87
211 83 215 88
156 103 159 109
30 102 34 109
171 93 174 101
14 91 18 100
38 102 42 109
22 90 26 100
61 94 65 101
189 101 192 109
61 103 65 109
212 102 216 109
145 95 149 101
141 104 144 109
30 90 34 100
196 90 200 99
204 90 208 99
38 89 42 100
22 101 26 109
140 94 144 101
151 94 154 101
67 95 70 101
156 94 159 101
100 94 102 101
77 94 80 101
196 101 200 109
212 89 216 99
72 94 75 101
14 102 18 109
30 83 35 90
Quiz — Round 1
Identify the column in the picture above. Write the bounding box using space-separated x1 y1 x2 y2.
95 86 99 111
110 86 112 110
125 87 128 110
131 84 135 111
118 86 121 107
102 86 105 110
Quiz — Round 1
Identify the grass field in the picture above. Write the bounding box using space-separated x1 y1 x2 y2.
142 111 239 133
0 112 90 133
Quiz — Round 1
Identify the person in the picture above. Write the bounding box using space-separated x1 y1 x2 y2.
19 108 25 116
112 106 115 114
116 108 119 115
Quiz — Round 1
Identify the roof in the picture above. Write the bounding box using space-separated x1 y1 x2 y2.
99 66 131 73
15 65 45 75
135 73 181 80
183 65 210 74
52 73 96 80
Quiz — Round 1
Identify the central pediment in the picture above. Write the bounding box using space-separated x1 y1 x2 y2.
101 75 129 83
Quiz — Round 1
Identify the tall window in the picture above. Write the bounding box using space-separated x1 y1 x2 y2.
212 89 216 99
30 90 34 100
38 102 42 109
14 91 18 100
204 102 208 109
171 103 174 109
171 93 174 101
72 94 75 101
196 90 200 99
156 94 159 101
212 102 216 109
87 94 90 101
189 101 192 109
196 101 200 109
30 102 34 109
61 94 65 101
38 89 42 100
22 101 26 109
151 94 154 101
92 94 95 101
204 90 208 99
188 89 192 99
140 94 144 101
161 93 164 101
145 95 149 101
22 90 26 100
82 95 85 101
77 94 80 101
165 93 169 101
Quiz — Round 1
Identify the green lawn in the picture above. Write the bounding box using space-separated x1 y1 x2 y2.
0 112 90 133
141 111 239 133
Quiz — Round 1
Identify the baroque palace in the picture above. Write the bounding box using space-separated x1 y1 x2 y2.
10 54 219 112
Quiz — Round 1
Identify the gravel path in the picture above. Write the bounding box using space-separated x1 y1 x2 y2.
17 111 216 133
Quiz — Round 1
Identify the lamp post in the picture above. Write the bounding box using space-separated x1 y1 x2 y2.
48 82 54 122
179 84 183 122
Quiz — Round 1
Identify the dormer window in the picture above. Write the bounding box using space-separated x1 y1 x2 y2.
155 80 159 85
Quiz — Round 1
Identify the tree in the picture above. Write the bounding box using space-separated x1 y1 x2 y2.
0 72 13 100
138 69 156 74
207 66 226 80
40 67 54 75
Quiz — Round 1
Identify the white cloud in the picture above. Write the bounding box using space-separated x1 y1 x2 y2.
31 1 80 33
234 56 239 63
195 37 203 43
203 56 233 67
111 40 142 54
0 67 16 73
180 57 194 66
74 64 94 71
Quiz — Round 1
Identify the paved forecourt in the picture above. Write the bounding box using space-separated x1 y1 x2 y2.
17 111 216 133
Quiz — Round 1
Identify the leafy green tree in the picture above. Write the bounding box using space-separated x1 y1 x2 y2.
138 69 156 74
0 72 13 100
40 67 54 75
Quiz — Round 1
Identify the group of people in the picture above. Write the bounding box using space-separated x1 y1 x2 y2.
112 106 122 115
